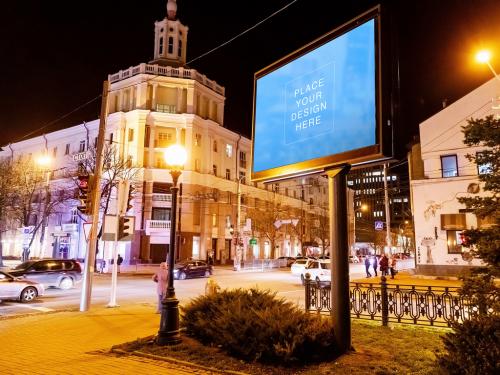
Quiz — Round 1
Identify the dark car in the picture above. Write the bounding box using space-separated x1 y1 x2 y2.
173 260 212 280
277 256 296 267
9 259 82 290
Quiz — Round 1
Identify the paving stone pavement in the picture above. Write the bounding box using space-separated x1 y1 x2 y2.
0 303 225 374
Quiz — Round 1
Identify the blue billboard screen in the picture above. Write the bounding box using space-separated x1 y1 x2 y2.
252 18 377 178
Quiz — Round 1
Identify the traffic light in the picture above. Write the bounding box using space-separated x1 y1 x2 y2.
76 175 94 215
118 215 134 241
126 183 135 213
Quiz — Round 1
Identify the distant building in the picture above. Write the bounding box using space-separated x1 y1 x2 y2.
0 1 327 264
409 77 498 275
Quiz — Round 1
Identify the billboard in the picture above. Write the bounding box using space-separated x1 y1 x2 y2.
252 7 387 182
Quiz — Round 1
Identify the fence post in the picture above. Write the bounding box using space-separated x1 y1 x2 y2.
381 275 388 326
305 273 311 312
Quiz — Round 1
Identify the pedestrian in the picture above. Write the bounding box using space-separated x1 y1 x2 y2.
371 255 378 277
117 254 123 273
389 256 397 279
379 254 389 276
364 256 371 277
152 262 168 313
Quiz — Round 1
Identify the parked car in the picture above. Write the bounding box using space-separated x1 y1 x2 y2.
0 271 44 302
173 260 213 280
290 258 313 276
9 259 82 290
277 256 296 267
300 259 331 285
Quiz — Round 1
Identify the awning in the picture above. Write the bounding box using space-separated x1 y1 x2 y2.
440 213 466 230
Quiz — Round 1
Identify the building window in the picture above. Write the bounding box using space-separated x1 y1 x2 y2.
239 151 246 168
195 133 202 146
212 213 217 227
52 147 57 158
109 133 114 145
144 126 150 147
476 151 492 175
178 39 182 57
127 155 133 168
446 230 463 254
195 159 201 172
158 132 172 141
168 36 174 54
79 140 86 152
239 171 245 184
213 140 218 152
70 208 78 224
212 164 217 176
65 144 70 155
225 168 231 180
159 37 164 55
441 155 458 178
225 144 233 157
128 128 134 142
156 103 176 113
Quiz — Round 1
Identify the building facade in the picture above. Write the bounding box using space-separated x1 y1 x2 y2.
409 76 498 275
0 1 328 265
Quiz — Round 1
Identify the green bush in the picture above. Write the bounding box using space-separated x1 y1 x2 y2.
437 315 500 375
180 288 337 364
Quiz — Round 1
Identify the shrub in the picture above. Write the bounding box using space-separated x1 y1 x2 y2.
437 315 500 375
180 288 337 364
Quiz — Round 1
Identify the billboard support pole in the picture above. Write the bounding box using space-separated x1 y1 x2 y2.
325 164 351 354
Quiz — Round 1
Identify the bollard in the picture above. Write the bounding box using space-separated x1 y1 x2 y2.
304 273 311 312
381 275 388 326
205 276 220 296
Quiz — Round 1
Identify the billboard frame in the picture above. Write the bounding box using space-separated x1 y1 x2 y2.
251 5 391 183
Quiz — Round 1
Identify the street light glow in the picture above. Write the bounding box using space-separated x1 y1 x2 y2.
360 204 368 212
36 155 52 167
164 144 187 169
475 49 491 64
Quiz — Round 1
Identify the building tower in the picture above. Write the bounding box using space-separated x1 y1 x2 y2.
150 0 189 67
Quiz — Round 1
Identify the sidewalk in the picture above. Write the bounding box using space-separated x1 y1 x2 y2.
0 303 227 375
351 271 462 287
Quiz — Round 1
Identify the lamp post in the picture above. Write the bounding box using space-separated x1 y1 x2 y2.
158 144 187 346
476 50 500 82
352 203 368 252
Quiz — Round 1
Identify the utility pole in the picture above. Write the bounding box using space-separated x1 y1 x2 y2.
383 163 392 254
80 80 109 312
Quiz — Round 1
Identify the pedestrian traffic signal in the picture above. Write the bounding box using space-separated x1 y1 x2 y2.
76 175 94 215
118 215 134 241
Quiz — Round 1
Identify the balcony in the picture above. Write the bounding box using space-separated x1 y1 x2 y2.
151 193 172 207
145 220 171 236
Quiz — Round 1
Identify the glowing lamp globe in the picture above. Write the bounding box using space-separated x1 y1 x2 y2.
164 144 187 169
36 155 52 167
476 50 491 64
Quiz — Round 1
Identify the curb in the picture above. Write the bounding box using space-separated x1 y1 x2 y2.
111 348 250 375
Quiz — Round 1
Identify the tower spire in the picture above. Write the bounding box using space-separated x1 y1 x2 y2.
167 0 177 20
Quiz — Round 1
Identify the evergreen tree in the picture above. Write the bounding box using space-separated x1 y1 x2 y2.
438 115 499 374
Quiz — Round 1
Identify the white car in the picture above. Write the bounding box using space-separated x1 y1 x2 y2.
300 259 331 285
290 258 313 276
0 271 44 302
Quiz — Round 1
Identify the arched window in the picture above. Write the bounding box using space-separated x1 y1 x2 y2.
178 39 182 57
159 37 164 55
168 37 174 54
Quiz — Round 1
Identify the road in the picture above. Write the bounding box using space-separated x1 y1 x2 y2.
0 259 414 317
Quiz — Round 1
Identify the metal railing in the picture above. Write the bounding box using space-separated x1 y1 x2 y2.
241 258 288 270
304 274 494 328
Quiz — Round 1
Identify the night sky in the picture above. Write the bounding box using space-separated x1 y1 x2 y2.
1 0 500 160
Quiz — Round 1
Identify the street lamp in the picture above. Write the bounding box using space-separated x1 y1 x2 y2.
158 144 187 346
475 49 500 82
352 203 368 248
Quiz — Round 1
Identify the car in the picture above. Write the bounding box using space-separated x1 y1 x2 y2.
349 255 360 263
9 259 82 290
300 259 331 285
173 260 213 280
290 258 313 276
277 256 296 267
0 271 44 302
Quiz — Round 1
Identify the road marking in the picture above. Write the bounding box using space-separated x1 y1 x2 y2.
19 305 54 312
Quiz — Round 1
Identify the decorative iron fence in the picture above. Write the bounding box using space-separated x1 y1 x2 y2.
304 274 492 328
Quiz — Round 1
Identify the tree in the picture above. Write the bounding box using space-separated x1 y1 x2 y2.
438 115 500 374
0 158 18 266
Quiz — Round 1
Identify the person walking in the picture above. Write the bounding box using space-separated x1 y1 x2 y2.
389 255 397 279
152 262 168 313
117 254 123 273
364 256 372 277
379 254 389 276
371 255 378 277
